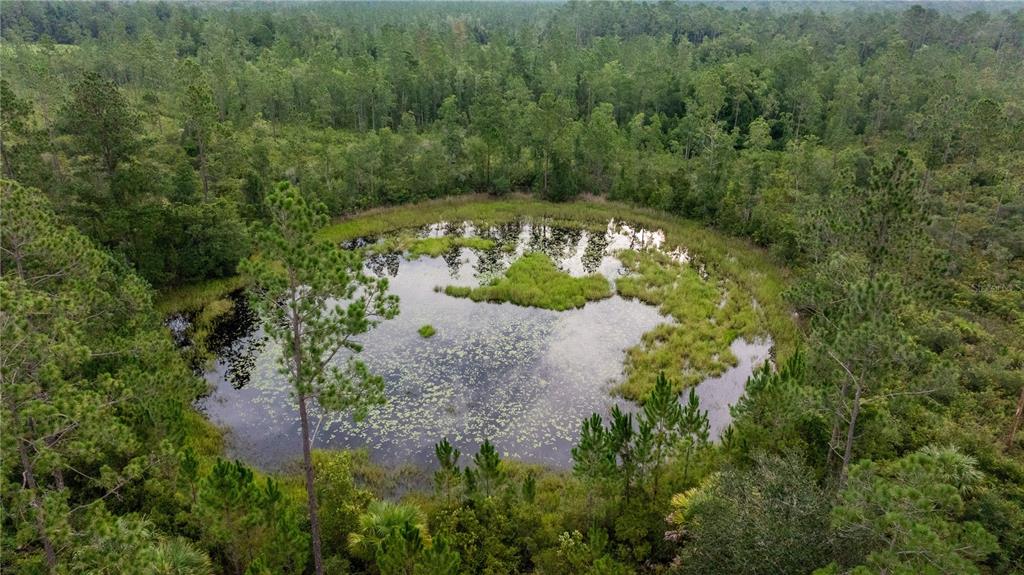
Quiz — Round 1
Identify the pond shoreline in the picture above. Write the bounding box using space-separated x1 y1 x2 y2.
163 197 796 472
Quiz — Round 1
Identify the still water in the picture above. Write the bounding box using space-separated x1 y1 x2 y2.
181 219 770 470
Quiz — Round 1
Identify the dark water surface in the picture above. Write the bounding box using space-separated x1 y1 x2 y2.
184 219 770 470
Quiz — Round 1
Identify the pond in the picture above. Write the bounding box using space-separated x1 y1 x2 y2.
180 218 771 470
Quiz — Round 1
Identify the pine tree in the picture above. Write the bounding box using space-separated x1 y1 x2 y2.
465 439 504 498
833 447 999 574
608 406 638 503
521 471 537 504
61 71 140 178
572 413 615 482
677 387 710 484
572 413 616 527
1 180 203 572
240 182 398 575
637 372 684 499
181 63 219 200
415 537 461 575
0 79 32 178
858 149 922 277
433 438 462 505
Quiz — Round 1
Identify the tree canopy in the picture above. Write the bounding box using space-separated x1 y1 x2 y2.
1 2 1022 574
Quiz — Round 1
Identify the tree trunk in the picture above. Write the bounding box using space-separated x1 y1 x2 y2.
18 431 57 572
543 151 549 196
40 102 64 182
485 148 492 191
839 382 862 487
683 444 692 484
298 392 325 575
827 376 851 469
198 135 210 200
290 283 325 575
0 137 13 178
1006 385 1024 450
652 438 663 501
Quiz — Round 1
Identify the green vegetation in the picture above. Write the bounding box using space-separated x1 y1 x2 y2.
320 195 612 243
240 183 399 574
409 236 494 258
155 276 248 315
444 252 612 311
0 179 222 574
418 324 437 338
616 249 762 399
322 196 799 361
371 233 496 258
2 2 1022 574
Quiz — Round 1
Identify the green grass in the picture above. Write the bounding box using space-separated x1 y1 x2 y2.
155 277 247 374
615 249 762 400
373 235 496 258
317 194 615 244
411 236 494 257
155 275 248 315
418 324 437 338
443 252 612 311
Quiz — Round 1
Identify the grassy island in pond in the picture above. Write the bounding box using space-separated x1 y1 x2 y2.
372 234 495 258
444 252 612 311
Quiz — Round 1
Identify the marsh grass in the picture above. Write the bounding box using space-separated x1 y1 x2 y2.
372 235 496 258
196 297 234 326
411 236 494 257
443 252 612 311
615 249 762 400
156 275 248 315
317 194 614 243
418 324 437 338
171 296 237 371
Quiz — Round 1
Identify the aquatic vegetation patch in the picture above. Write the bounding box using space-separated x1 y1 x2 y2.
156 275 248 315
418 324 437 338
370 234 495 258
443 252 612 311
615 249 763 400
167 296 238 371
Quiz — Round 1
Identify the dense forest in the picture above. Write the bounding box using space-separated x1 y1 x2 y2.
1 1 1022 574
